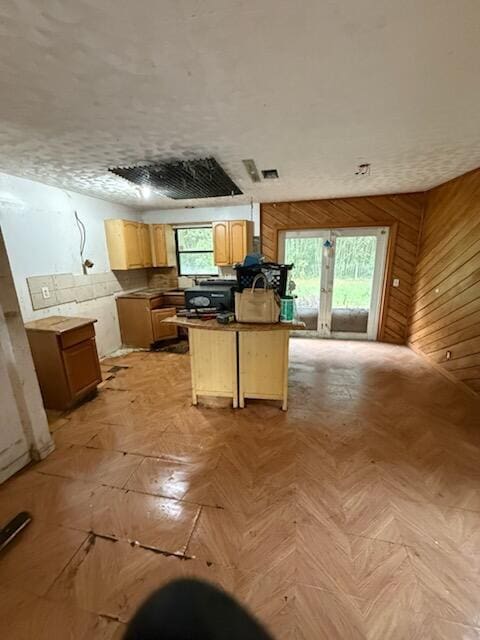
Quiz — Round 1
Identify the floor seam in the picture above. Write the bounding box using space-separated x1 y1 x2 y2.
184 505 202 556
44 531 91 599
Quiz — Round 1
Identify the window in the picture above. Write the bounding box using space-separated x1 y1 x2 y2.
175 227 217 276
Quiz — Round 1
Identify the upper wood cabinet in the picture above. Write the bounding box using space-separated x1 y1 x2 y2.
139 223 153 267
150 224 176 267
213 220 253 266
212 221 230 266
105 219 156 270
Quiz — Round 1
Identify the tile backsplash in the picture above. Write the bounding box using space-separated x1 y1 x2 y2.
147 267 178 290
27 270 149 310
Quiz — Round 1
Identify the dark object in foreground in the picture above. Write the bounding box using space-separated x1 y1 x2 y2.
0 511 32 552
124 578 273 640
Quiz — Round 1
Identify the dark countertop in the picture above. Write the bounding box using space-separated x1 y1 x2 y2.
116 288 185 300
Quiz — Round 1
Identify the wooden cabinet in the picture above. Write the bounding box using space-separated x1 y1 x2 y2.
213 220 253 266
25 316 101 411
151 308 179 342
230 220 253 264
105 219 153 270
139 223 153 267
116 292 177 348
212 221 230 266
150 224 176 267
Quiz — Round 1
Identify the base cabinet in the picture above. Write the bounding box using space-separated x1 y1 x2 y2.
116 297 177 348
25 316 102 411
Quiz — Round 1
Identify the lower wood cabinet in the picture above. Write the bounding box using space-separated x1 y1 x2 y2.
116 293 177 348
25 316 102 411
151 308 179 341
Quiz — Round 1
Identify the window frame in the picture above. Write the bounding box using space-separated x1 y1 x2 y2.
175 226 218 277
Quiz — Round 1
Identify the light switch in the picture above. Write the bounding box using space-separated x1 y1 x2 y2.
41 286 50 299
393 278 400 288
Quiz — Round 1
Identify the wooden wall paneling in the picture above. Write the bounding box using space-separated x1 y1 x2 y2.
408 168 480 396
261 193 425 343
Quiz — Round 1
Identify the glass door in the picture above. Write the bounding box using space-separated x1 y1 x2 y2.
279 227 388 340
326 228 388 339
282 229 329 332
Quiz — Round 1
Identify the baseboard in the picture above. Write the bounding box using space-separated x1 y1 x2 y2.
0 451 31 485
408 341 479 399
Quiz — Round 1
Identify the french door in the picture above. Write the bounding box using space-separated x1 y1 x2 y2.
279 227 388 340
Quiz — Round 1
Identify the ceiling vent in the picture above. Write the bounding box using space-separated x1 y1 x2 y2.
109 157 242 199
261 169 279 179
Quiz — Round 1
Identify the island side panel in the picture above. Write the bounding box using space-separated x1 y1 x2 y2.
188 328 238 408
238 330 290 410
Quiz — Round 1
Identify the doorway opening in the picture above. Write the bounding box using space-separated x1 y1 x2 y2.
279 227 389 340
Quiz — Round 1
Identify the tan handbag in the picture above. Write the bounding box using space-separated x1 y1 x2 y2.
235 273 280 323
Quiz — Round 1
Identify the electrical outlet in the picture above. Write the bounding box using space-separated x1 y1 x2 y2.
446 350 452 361
393 278 400 287
41 286 50 300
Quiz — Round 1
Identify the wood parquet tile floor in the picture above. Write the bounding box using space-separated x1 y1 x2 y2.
1 339 480 638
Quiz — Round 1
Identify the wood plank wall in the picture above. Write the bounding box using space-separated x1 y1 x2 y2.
261 193 425 343
408 168 480 395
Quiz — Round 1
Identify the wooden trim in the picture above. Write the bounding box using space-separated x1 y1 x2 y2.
408 341 479 399
377 222 397 342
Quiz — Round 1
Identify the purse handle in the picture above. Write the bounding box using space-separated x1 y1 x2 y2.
251 272 268 293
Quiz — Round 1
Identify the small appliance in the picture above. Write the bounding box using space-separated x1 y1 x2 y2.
185 284 236 312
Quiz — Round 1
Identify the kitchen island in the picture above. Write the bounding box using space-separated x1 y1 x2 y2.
163 316 305 410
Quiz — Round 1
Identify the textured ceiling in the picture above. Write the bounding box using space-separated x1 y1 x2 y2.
0 0 479 210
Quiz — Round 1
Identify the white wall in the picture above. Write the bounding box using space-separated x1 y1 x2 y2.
0 228 53 482
0 172 140 356
141 203 260 235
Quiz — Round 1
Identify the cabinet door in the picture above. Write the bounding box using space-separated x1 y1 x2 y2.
124 221 143 268
139 224 153 267
229 220 249 265
62 339 102 398
151 224 167 266
213 221 230 265
151 308 178 341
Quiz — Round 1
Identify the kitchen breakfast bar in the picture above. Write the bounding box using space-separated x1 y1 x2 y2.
163 316 305 410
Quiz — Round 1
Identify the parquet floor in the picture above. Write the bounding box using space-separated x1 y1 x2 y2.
1 339 480 639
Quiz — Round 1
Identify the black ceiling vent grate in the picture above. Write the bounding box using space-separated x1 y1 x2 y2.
109 157 242 199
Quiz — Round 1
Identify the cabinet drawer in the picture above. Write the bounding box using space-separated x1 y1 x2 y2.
151 308 177 342
162 293 185 307
62 338 102 398
59 323 95 349
149 296 164 310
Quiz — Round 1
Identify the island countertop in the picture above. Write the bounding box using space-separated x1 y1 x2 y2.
162 315 305 332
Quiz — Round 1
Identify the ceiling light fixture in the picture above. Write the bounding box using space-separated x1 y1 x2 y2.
242 159 261 183
140 184 152 199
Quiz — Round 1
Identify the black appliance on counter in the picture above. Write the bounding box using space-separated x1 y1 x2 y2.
185 281 236 312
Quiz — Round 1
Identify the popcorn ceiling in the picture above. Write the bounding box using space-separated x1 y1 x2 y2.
0 0 479 210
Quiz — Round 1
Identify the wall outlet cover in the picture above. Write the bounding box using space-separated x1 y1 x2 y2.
41 286 50 299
